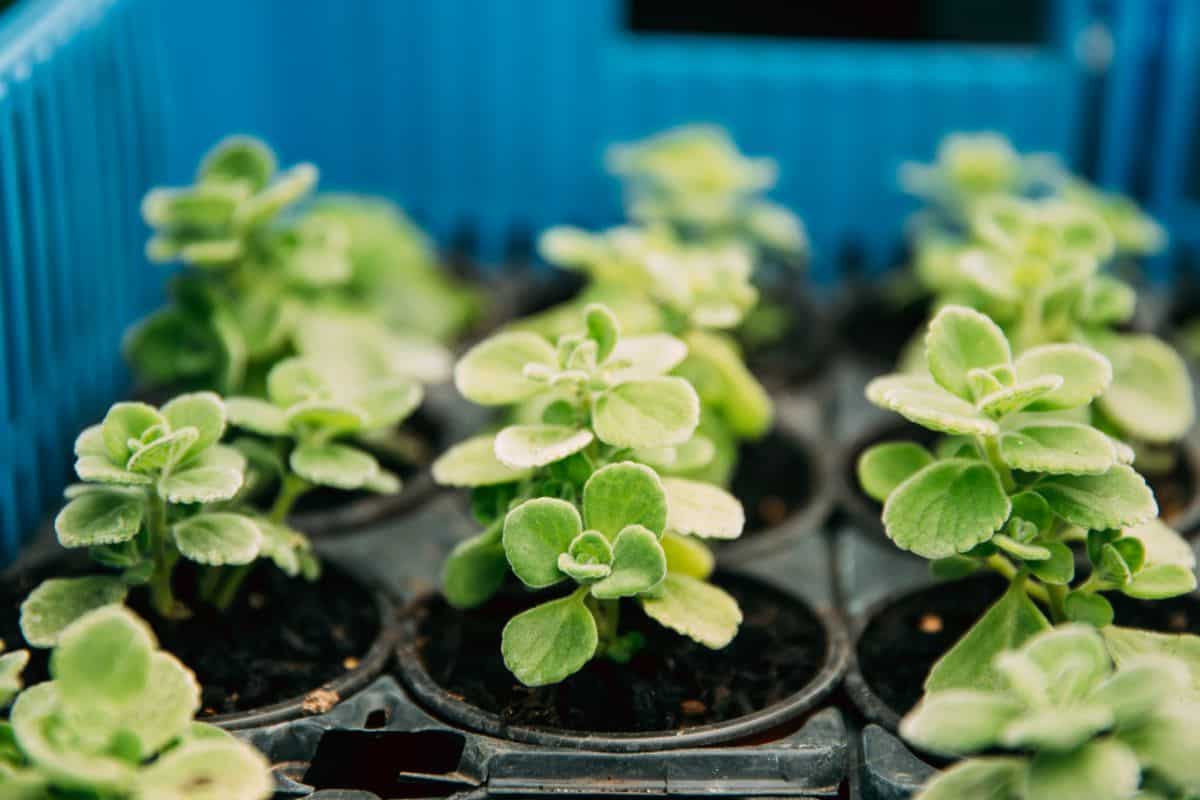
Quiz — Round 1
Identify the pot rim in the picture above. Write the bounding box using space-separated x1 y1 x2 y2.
393 568 850 753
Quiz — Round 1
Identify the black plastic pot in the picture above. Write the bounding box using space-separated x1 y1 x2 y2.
745 286 837 394
838 417 1200 542
394 568 849 754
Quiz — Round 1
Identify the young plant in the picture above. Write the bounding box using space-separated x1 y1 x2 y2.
858 306 1197 688
901 625 1200 800
19 392 316 644
433 304 746 685
1 605 272 799
606 124 808 261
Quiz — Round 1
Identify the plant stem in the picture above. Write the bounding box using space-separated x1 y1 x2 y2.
270 473 312 523
1046 583 1069 624
146 493 188 620
980 435 1016 493
985 554 1050 605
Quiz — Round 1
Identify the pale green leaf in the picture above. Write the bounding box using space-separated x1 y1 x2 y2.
442 526 508 609
914 758 1026 800
998 418 1117 475
1001 705 1114 751
924 305 1011 400
660 532 714 580
101 402 163 464
223 396 288 436
558 530 614 581
585 304 620 363
54 490 144 548
121 652 201 757
358 379 422 430
590 525 668 599
605 333 688 382
160 392 226 462
1034 465 1157 531
661 477 744 539
501 592 598 686
51 605 155 707
284 400 368 437
157 444 245 504
900 690 1022 756
582 461 668 539
977 376 1063 418
20 577 129 648
493 424 594 469
75 455 154 486
432 435 534 487
1102 627 1200 701
866 375 999 436
290 442 379 489
454 331 557 405
199 135 275 189
640 573 741 649
1014 344 1112 411
1090 658 1189 728
1092 332 1195 444
1025 739 1139 800
593 376 700 449
126 428 199 475
266 357 330 407
681 329 773 439
134 739 272 800
1120 704 1200 790
857 442 935 503
502 498 580 588
172 513 261 566
883 459 1010 559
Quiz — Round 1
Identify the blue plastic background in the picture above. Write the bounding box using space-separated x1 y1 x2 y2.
0 0 1192 560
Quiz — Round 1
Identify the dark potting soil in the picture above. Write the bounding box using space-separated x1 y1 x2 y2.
857 574 1200 719
415 573 826 733
1 559 379 716
1146 447 1197 532
838 288 930 366
731 429 817 537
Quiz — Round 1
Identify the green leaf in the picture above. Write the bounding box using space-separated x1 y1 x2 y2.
285 400 368 437
661 532 715 579
234 162 317 228
924 305 1011 400
866 375 998 436
883 459 1010 559
977 376 1063 419
224 396 288 436
900 689 1023 755
1001 705 1114 751
503 498 581 588
199 135 275 189
19 576 129 648
593 376 700 449
998 418 1117 475
1025 739 1139 800
1014 344 1112 411
641 574 741 649
585 304 620 363
991 534 1051 562
913 758 1027 800
126 427 200 475
0 651 28 707
442 526 508 609
52 605 154 707
501 591 598 686
172 513 261 566
290 443 379 489
120 651 201 757
433 435 533 488
493 424 594 469
606 334 688 382
455 331 557 405
1102 627 1200 700
160 392 226 462
74 454 155 486
1034 465 1157 531
1124 564 1197 599
1121 704 1200 790
1010 490 1053 534
266 357 329 407
857 442 936 503
558 531 614 581
134 739 272 800
158 444 245 504
54 490 144 548
254 519 309 577
101 402 164 464
1028 542 1075 585
680 329 774 439
1090 658 1188 727
582 461 668 539
1091 332 1195 443
661 477 744 539
358 379 422 430
925 581 1051 693
590 525 668 599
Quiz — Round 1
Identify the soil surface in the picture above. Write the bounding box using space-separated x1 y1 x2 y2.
414 573 826 733
1 558 379 716
732 429 817 537
1146 448 1197 533
857 574 1200 719
838 288 930 366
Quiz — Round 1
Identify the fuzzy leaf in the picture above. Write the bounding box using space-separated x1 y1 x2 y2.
924 306 1011 400
134 739 272 800
52 605 155 707
54 490 144 548
1121 704 1200 789
661 477 744 539
503 498 581 588
160 392 226 462
101 402 163 464
455 331 557 405
290 443 379 489
900 690 1022 755
74 455 154 486
1092 331 1195 443
1034 465 1157 531
19 577 129 648
0 650 28 707
158 444 245 504
660 532 715 579
172 513 260 566
1003 705 1114 751
606 334 688 382
224 396 288 436
443 527 508 609
681 329 773 438
593 376 700 449
866 375 998 436
1064 592 1114 627
358 379 422 430
432 434 534 487
925 581 1051 693
284 401 368 437
126 427 199 475
1025 740 1139 800
493 424 594 469
640 574 741 649
585 304 620 363
558 531 614 581
1027 542 1075 585
1102 627 1200 700
998 418 1117 475
1014 344 1112 410
501 592 598 686
883 460 1010 559
857 442 935 503
976 376 1062 418
590 525 668 598
582 462 668 539
913 758 1026 800
266 358 329 407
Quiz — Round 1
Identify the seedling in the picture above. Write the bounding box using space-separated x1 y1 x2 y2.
902 625 1200 800
859 306 1197 689
433 304 746 685
607 124 807 260
19 392 316 645
1 605 271 799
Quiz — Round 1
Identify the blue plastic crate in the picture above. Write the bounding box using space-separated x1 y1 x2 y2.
0 0 168 561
